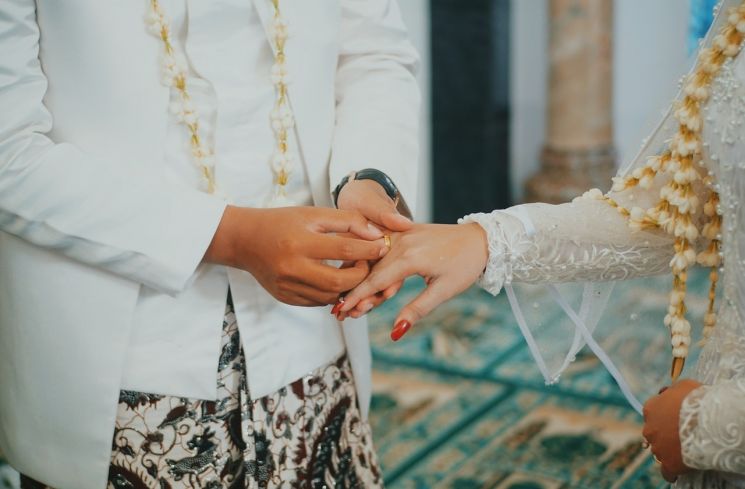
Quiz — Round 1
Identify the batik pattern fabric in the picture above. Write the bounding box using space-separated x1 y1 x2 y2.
21 300 381 489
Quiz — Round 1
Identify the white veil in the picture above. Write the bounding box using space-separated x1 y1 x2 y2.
504 0 734 413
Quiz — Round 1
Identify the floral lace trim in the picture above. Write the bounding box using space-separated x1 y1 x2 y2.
460 208 674 297
509 238 673 284
680 377 745 475
459 211 510 296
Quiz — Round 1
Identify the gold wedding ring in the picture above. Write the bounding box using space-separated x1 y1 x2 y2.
383 234 391 250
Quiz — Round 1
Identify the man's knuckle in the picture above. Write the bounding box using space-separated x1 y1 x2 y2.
275 263 288 278
276 263 293 279
277 237 298 254
339 243 356 259
328 275 345 292
368 245 381 259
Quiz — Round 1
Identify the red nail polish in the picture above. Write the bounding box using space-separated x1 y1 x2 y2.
331 301 344 316
390 320 411 341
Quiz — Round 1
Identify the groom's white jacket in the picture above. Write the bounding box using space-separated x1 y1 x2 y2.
0 1 419 488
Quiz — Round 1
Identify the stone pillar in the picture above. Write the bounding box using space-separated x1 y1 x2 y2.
525 0 616 203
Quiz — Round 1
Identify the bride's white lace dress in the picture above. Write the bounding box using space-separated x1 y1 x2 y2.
463 1 745 487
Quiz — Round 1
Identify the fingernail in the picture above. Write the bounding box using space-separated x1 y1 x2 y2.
331 301 344 316
390 320 411 341
361 303 374 313
368 223 383 238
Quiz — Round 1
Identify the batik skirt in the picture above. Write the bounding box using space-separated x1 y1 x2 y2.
21 298 382 489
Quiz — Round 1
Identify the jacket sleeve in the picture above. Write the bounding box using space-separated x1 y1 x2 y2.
329 0 421 214
0 0 227 295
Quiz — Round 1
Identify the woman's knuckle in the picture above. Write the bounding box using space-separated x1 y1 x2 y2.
407 304 425 321
366 272 382 290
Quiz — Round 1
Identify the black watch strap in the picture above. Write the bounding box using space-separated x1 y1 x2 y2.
354 169 398 200
332 168 411 218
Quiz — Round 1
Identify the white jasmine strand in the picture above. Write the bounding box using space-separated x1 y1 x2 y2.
146 0 299 206
146 0 217 194
588 4 745 376
266 0 298 207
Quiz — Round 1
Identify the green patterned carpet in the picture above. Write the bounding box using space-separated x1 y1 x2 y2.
0 271 711 489
366 270 712 489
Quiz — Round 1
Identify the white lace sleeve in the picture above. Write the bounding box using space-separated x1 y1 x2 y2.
461 194 688 412
461 195 675 296
680 378 745 474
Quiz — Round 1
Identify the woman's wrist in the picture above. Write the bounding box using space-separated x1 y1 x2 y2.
458 212 509 296
463 222 490 273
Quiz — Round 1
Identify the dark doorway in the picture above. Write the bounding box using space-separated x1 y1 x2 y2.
430 0 511 223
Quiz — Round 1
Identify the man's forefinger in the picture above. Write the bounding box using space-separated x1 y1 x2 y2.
307 234 386 262
303 260 370 294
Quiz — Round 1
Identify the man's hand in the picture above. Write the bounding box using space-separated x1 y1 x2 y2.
204 205 387 306
643 379 701 483
335 178 413 316
336 178 412 232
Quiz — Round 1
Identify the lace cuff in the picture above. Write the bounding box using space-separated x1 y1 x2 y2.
458 211 525 296
679 384 711 470
679 378 745 474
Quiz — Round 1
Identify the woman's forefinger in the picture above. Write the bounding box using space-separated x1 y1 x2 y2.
340 255 411 312
337 281 404 320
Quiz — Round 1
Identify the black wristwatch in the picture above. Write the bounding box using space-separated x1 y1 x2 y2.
332 168 412 219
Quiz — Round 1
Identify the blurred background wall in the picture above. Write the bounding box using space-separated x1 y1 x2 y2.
398 0 692 221
398 0 433 222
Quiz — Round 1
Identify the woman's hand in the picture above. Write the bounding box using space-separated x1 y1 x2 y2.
642 379 701 482
338 222 489 339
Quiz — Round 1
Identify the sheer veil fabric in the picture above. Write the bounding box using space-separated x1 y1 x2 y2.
464 1 745 486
